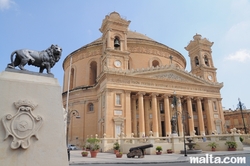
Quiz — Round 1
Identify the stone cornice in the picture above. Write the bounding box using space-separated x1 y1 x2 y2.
100 64 223 87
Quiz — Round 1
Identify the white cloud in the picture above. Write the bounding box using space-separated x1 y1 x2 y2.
0 0 14 11
225 49 250 62
225 21 250 42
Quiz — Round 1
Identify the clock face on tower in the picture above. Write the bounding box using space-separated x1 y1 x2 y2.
114 60 121 67
208 75 213 81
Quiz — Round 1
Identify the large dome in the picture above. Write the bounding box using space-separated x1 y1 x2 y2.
64 30 186 69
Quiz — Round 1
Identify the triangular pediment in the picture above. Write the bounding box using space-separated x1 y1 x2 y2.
149 72 194 83
104 65 222 86
127 66 217 85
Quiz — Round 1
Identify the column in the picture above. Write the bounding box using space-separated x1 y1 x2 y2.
131 95 137 137
217 98 225 133
206 98 215 134
107 29 111 48
105 89 113 137
138 92 145 137
196 97 205 135
164 94 171 136
151 93 159 137
186 97 194 136
124 32 127 51
125 91 131 137
144 96 150 136
97 94 102 137
177 97 183 137
157 97 162 136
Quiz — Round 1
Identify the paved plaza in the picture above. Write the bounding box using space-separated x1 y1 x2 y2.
69 145 250 165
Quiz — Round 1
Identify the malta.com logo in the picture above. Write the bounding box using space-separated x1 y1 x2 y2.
190 154 246 164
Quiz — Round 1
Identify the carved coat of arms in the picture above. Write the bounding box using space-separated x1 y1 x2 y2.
2 100 43 149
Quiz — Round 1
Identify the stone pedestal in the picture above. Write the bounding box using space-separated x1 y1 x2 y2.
0 70 68 166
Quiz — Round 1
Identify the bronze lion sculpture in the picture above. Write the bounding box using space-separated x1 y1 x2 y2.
7 44 62 74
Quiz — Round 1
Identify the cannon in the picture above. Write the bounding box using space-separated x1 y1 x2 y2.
127 144 153 158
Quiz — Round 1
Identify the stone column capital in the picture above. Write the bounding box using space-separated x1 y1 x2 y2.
194 97 203 101
137 92 146 97
163 94 171 98
184 96 193 101
150 93 159 98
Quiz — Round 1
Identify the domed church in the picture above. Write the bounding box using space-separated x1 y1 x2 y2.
62 12 225 145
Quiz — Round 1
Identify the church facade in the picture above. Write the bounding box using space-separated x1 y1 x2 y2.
62 12 225 145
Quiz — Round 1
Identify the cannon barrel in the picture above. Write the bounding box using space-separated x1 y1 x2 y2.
129 144 153 152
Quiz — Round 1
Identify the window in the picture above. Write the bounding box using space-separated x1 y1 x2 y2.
116 94 121 105
152 60 159 67
195 56 199 66
204 55 209 66
89 61 97 85
88 103 94 112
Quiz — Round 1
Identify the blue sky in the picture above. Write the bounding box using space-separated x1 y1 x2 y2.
1 0 250 110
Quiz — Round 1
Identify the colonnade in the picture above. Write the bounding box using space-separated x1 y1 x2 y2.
128 92 224 137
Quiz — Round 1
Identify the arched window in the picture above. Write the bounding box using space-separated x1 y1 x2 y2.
204 55 209 66
70 68 74 90
152 60 159 67
114 36 120 50
88 103 94 112
89 61 97 85
195 56 199 66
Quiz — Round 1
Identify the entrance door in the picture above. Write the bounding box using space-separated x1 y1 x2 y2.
161 121 166 137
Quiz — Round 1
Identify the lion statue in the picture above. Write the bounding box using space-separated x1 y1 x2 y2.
7 44 62 74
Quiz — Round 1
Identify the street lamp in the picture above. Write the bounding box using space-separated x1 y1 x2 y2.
238 98 247 134
171 92 179 135
66 110 80 161
171 92 191 157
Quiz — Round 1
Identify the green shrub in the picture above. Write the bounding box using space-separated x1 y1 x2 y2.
156 146 162 152
225 141 237 148
240 136 244 142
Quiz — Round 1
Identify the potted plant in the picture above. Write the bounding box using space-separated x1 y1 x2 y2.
81 151 88 157
156 146 162 155
167 149 173 153
207 142 218 151
116 152 123 158
85 144 91 151
87 138 100 158
113 142 120 154
225 141 237 151
240 136 244 142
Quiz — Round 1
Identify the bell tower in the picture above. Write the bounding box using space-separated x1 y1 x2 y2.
99 12 131 71
185 34 217 82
